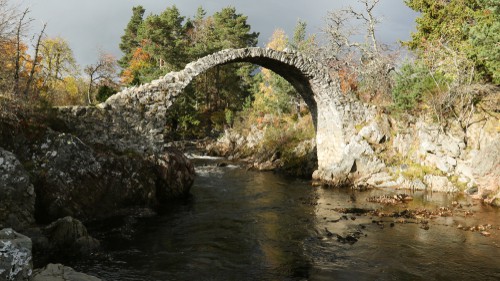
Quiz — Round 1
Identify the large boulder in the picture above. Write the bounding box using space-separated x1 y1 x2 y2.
0 228 32 281
0 148 35 231
206 129 246 158
153 148 195 202
31 264 101 281
31 130 194 222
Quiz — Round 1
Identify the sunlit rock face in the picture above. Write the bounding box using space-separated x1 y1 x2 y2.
57 47 377 185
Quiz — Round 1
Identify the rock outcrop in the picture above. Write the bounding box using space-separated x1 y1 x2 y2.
30 130 194 223
471 139 500 205
0 109 195 226
0 148 35 231
0 228 32 281
153 149 195 201
31 264 101 281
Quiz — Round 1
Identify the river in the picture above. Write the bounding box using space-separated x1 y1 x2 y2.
72 156 500 280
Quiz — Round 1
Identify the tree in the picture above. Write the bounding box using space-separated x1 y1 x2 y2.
116 5 260 138
290 19 317 55
404 0 477 52
137 5 188 72
23 22 46 97
402 0 498 131
211 6 259 49
36 36 83 105
252 24 316 119
323 0 395 102
405 0 499 84
0 0 18 40
39 37 78 89
253 29 294 117
13 8 29 96
120 44 153 86
468 0 500 84
2 5 46 97
84 51 117 104
118 5 145 68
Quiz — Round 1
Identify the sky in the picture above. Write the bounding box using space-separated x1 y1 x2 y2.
18 0 419 67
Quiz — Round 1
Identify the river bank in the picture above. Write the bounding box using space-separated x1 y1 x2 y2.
205 107 500 207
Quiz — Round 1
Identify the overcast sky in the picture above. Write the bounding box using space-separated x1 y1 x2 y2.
18 0 418 67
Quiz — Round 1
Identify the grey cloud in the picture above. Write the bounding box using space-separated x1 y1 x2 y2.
20 0 418 66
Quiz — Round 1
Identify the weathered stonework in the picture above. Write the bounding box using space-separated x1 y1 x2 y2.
57 47 374 184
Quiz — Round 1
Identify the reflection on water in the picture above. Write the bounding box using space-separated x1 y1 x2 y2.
74 160 500 281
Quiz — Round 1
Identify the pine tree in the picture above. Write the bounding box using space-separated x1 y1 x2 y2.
138 5 188 72
405 0 499 84
118 6 145 68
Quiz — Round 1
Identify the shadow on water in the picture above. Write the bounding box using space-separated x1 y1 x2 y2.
72 157 500 281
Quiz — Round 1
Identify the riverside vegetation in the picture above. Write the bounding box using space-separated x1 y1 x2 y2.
0 0 499 280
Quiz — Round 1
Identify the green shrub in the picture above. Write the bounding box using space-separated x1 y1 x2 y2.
391 62 449 112
95 85 117 103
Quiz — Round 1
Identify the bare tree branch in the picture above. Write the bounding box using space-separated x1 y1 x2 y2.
13 8 31 95
24 22 46 97
85 51 117 104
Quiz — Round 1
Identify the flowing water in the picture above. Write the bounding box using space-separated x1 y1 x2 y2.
73 157 500 280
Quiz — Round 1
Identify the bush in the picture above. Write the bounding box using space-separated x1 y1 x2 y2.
391 62 448 112
95 85 117 103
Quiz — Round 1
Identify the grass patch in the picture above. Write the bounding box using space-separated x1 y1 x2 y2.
399 163 443 181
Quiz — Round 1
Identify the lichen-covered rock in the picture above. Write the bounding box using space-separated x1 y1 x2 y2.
0 228 32 281
0 148 35 231
1 110 196 223
31 131 149 222
44 217 99 257
31 264 101 281
30 130 193 222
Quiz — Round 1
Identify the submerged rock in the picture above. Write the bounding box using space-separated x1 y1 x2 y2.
0 228 32 281
0 148 35 231
31 264 101 281
44 217 99 258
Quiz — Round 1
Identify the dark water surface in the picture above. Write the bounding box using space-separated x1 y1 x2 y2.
74 157 500 280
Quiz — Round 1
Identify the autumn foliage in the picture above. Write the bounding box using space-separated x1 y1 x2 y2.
120 45 152 85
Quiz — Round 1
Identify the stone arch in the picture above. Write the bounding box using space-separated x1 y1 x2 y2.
163 48 329 126
104 47 357 182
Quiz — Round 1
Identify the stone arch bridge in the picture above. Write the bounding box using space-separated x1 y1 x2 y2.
58 47 377 184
